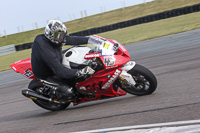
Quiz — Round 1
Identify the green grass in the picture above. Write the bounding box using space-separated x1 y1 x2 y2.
1 11 200 72
98 11 200 44
0 0 200 47
0 49 32 71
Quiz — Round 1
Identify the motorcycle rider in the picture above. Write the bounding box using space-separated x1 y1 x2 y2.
31 20 102 103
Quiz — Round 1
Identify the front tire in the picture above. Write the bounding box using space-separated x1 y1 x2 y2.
32 87 71 111
120 64 157 96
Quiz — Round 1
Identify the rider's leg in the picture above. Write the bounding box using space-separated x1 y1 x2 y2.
45 76 74 102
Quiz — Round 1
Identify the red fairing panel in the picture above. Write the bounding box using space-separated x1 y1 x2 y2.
10 58 36 79
76 68 127 97
108 39 130 58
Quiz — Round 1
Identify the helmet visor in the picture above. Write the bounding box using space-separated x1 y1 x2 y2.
54 31 66 44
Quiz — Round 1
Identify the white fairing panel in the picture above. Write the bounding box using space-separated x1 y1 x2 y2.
121 61 136 71
120 61 136 86
62 47 91 68
120 70 136 86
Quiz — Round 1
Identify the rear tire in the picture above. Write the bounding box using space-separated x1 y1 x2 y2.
32 87 71 111
120 64 157 96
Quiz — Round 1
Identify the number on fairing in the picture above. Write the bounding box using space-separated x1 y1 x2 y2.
24 69 34 78
104 57 115 66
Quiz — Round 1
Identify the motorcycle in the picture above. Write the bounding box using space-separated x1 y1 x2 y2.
10 35 157 111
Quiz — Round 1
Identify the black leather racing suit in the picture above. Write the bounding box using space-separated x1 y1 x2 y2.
31 34 89 101
31 34 89 80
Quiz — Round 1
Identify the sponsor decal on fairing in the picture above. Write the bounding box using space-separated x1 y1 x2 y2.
84 53 101 59
102 69 121 89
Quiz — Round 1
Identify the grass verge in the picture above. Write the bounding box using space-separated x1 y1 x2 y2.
98 11 200 44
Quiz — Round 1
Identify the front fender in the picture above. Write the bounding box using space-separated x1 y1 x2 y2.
119 61 136 86
121 61 136 71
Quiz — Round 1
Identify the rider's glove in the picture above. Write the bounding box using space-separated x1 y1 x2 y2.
75 66 95 78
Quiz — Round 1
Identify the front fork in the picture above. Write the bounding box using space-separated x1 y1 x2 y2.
118 61 136 87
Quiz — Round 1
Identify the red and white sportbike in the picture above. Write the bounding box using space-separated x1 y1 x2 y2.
10 36 157 111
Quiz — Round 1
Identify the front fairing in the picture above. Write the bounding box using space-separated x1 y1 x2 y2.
87 39 130 69
108 39 130 58
99 54 130 70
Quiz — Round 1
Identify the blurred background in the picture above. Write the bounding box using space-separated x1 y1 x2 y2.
0 0 153 36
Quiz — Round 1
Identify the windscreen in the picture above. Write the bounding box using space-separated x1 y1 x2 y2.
87 37 116 56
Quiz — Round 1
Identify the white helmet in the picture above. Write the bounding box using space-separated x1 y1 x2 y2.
45 20 67 46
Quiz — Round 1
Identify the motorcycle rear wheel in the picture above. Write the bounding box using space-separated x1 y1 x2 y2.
120 64 157 96
32 87 71 111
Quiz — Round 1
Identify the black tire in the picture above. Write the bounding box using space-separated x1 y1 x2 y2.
121 64 157 96
32 87 71 111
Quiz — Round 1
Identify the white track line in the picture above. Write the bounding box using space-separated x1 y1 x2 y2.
72 119 200 133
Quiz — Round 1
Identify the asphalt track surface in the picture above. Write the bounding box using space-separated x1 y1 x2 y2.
0 29 200 133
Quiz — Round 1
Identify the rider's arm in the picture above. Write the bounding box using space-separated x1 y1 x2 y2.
65 36 89 45
65 35 105 46
40 44 78 79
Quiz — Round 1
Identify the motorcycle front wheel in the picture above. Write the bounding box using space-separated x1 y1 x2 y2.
120 64 157 96
32 87 71 111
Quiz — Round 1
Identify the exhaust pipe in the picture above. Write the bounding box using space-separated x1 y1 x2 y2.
22 89 58 103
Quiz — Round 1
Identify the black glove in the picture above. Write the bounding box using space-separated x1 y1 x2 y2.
75 66 95 78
